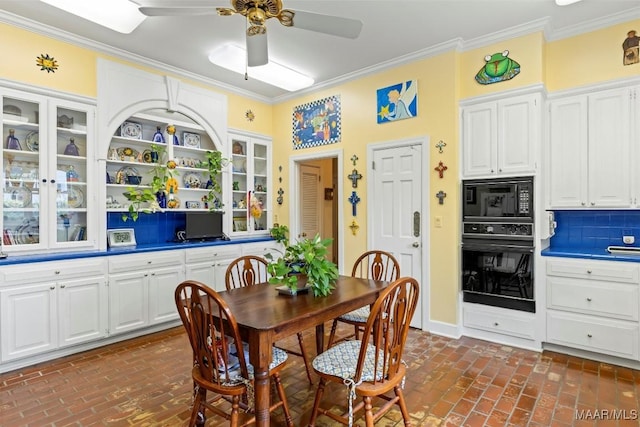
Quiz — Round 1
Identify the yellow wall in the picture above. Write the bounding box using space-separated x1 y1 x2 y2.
272 51 462 323
0 22 271 136
546 20 640 92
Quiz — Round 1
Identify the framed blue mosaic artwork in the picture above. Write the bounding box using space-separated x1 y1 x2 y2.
292 95 341 149
376 80 417 124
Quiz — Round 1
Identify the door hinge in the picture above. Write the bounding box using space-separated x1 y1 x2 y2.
372 161 375 170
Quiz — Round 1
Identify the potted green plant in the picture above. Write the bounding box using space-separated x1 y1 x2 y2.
121 144 175 221
266 225 339 297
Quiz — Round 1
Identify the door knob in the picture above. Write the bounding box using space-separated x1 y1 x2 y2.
412 242 419 248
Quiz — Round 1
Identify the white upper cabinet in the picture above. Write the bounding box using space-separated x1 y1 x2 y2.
548 86 633 208
1 86 96 254
228 130 272 237
461 92 540 178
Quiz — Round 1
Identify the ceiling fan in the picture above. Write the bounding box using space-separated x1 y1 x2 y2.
135 1 363 67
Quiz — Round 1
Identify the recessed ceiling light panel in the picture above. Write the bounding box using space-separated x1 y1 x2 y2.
208 44 314 92
40 0 146 34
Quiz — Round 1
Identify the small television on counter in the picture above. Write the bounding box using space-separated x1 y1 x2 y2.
184 212 224 241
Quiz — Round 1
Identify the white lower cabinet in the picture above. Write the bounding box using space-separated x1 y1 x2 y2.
546 257 640 361
108 251 184 335
0 258 107 362
463 303 536 341
184 245 241 292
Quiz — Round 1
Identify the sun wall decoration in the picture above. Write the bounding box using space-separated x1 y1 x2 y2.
36 54 59 73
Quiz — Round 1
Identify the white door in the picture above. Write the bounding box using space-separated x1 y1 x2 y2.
298 164 321 240
369 140 426 329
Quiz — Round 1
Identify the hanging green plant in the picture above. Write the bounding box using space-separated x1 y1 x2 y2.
121 144 177 221
202 150 228 210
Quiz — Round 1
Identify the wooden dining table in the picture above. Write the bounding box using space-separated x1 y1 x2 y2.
217 274 390 427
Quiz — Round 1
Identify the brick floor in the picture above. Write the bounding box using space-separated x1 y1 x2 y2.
1 325 640 426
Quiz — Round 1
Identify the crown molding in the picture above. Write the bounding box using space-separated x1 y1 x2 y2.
547 6 640 41
0 10 273 104
2 7 639 104
272 38 464 103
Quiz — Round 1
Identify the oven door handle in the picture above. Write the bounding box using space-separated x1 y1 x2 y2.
462 242 534 252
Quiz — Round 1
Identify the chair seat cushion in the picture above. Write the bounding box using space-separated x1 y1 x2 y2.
312 340 384 382
338 306 370 323
225 343 287 379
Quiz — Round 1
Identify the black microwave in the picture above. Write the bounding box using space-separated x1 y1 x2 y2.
462 177 533 222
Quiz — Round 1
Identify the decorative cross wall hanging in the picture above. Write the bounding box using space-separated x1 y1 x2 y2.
348 191 361 216
435 140 447 154
351 154 359 166
436 190 447 205
348 169 363 188
434 161 448 179
349 220 360 236
277 187 284 205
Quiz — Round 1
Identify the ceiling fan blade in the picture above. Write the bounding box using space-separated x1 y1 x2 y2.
290 10 363 39
138 7 220 16
247 33 268 67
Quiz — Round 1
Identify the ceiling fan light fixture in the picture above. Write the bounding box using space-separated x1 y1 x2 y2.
208 44 314 92
40 0 146 33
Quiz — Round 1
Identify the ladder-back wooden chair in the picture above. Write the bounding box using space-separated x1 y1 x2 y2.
225 255 314 384
327 250 400 347
308 276 420 427
174 280 293 427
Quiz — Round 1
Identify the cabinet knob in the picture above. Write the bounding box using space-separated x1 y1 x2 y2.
493 322 499 326
144 273 148 277
42 179 47 183
51 179 56 184
498 169 502 172
147 261 152 264
587 333 593 338
586 297 592 302
590 202 595 206
55 270 60 275
50 286 55 290
586 270 592 274
60 284 66 288
490 169 495 173
151 273 156 276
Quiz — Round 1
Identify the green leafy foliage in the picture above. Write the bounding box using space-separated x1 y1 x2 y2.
266 226 338 297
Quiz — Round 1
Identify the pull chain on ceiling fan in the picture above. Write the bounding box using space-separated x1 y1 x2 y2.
137 0 363 67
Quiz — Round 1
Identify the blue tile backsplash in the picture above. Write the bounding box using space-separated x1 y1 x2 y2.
107 212 185 245
550 210 640 249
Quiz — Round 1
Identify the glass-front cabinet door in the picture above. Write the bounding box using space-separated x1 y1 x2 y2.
1 87 95 253
229 131 271 237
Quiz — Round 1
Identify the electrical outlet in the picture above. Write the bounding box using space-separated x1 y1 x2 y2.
623 235 635 245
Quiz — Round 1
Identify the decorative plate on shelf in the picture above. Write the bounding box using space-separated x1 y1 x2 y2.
66 187 84 208
182 132 201 149
183 173 201 189
120 121 142 139
115 166 140 184
3 185 32 208
25 131 39 152
117 146 139 161
142 149 153 163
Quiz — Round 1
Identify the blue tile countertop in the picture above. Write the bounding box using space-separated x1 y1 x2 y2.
0 236 274 266
542 246 640 263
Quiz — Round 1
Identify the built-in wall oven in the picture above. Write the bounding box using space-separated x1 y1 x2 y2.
461 177 535 313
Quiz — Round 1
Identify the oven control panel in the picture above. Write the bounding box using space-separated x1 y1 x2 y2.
463 222 533 238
